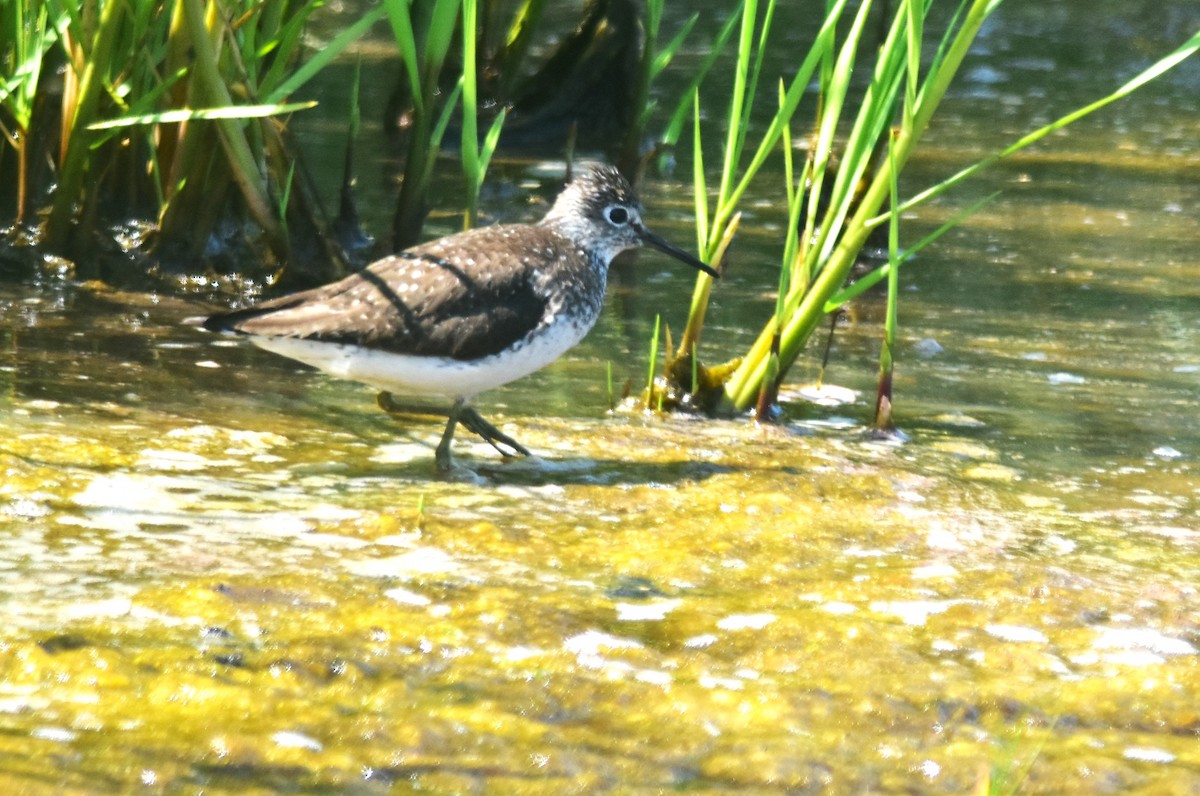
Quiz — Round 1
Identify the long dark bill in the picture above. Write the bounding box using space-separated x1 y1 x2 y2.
639 226 721 279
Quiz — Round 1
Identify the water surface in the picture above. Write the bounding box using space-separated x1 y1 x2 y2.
2 1 1199 791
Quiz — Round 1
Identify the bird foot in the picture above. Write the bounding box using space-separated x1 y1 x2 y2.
458 407 532 459
378 392 530 470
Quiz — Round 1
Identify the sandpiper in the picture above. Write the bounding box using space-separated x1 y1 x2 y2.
190 164 718 471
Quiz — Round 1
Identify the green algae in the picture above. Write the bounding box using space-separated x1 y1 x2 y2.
1 335 1197 792
3 6 1200 786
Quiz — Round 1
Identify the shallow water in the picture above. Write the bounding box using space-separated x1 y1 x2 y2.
3 1 1200 792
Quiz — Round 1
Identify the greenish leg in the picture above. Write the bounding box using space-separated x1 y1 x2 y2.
377 392 530 466
435 398 464 472
458 407 532 459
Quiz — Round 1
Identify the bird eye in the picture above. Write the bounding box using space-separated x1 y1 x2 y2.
606 206 629 225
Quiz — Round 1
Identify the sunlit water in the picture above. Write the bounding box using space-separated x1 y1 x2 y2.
2 1 1199 791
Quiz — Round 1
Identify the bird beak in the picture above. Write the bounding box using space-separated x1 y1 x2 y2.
638 225 721 279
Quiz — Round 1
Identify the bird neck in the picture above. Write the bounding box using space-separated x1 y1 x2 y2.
536 216 612 270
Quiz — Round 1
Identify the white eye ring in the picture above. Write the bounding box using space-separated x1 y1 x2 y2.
605 205 631 226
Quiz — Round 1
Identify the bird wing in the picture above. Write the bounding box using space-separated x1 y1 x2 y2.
203 225 561 361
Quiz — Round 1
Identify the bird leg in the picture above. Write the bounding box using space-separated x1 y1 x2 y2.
378 391 530 467
377 391 445 417
458 407 532 459
435 398 464 472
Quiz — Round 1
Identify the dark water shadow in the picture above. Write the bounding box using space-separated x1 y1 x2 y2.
296 413 742 488
456 455 739 487
341 443 742 488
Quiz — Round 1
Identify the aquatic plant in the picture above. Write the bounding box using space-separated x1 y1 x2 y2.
0 0 384 285
2 0 705 288
0 1 64 225
381 0 460 249
657 0 1200 423
614 0 700 176
459 0 508 230
4 0 1193 355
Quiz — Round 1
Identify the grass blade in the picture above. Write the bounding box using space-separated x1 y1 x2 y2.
88 101 317 129
266 5 387 104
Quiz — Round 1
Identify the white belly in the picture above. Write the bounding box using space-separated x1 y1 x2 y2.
247 319 591 400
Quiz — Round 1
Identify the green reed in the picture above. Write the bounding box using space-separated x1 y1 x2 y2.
1 0 382 283
0 1 65 224
460 0 507 230
616 0 699 175
644 313 662 412
383 0 460 249
669 0 1200 419
874 130 901 432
